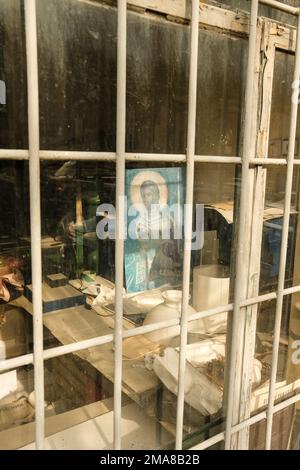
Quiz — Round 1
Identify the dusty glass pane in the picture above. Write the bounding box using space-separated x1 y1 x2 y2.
250 406 295 450
212 0 298 26
119 163 185 449
0 162 32 362
63 162 244 449
290 401 300 449
180 164 239 447
256 164 299 427
126 12 189 154
13 347 114 450
18 345 170 450
205 441 225 450
37 161 116 349
36 0 245 156
127 20 246 155
269 51 300 159
0 0 27 149
259 166 299 297
0 162 33 449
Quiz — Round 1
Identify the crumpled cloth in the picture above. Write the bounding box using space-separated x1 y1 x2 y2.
0 270 24 303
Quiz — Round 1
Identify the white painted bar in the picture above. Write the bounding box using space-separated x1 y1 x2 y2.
224 0 259 450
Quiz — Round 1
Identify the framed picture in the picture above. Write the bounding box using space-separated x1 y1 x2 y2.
125 167 185 293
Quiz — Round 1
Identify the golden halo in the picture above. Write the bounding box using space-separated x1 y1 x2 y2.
130 171 168 206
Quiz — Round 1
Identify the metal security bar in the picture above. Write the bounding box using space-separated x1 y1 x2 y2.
0 0 300 451
175 0 200 450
